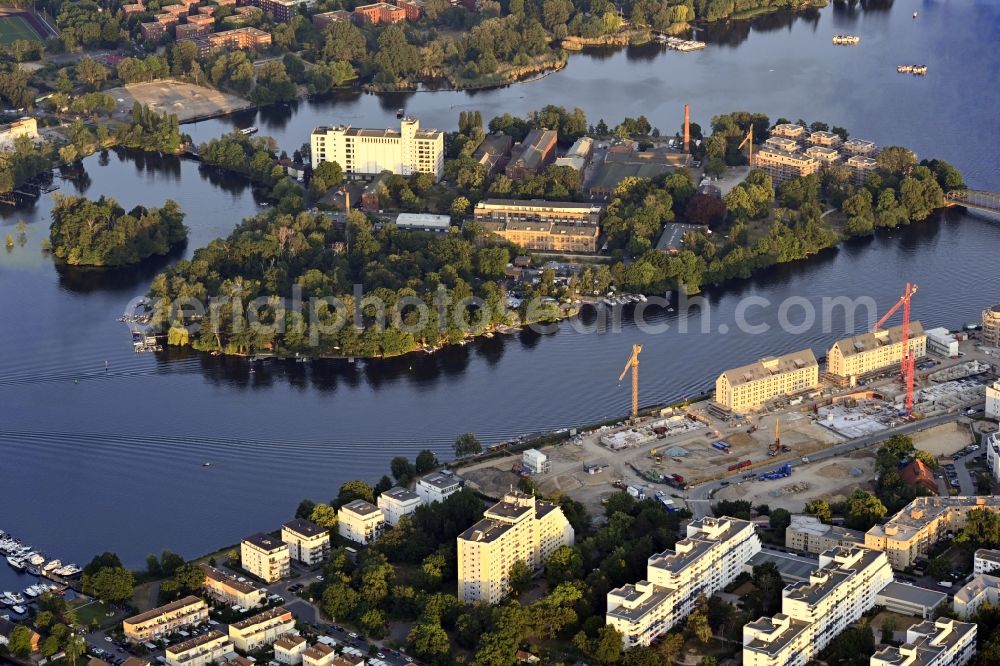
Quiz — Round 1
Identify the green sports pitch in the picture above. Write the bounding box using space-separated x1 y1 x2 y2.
0 14 43 47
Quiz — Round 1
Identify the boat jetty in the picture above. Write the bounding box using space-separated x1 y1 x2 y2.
658 35 707 52
897 64 928 75
1 529 77 613
832 35 860 45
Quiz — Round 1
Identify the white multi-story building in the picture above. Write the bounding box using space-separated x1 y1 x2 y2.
987 431 1000 482
165 632 235 666
458 491 574 604
281 519 330 566
416 472 461 505
228 607 296 652
377 486 422 526
241 533 290 583
986 381 1000 421
301 643 337 666
870 618 976 666
337 500 385 544
925 327 959 357
785 514 864 555
606 517 761 648
310 118 445 180
975 548 1000 575
742 546 894 666
953 573 1000 619
522 449 550 474
273 635 307 665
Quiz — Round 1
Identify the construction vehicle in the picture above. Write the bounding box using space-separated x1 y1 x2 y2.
872 283 919 418
759 463 793 481
619 344 642 420
739 125 754 166
768 419 781 456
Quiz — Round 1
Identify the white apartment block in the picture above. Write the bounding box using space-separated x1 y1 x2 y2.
241 533 290 583
123 596 209 642
986 381 1000 420
606 517 761 648
416 472 461 505
301 643 337 666
870 618 976 666
273 635 308 665
987 431 1000 482
522 449 550 474
827 322 927 384
742 546 893 666
377 486 422 526
974 548 1000 575
458 491 574 604
337 499 386 544
200 564 267 609
165 632 235 666
785 514 864 555
228 607 295 652
281 519 331 566
310 118 445 180
953 573 1000 619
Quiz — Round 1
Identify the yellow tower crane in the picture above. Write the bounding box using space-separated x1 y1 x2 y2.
739 125 754 167
619 344 642 420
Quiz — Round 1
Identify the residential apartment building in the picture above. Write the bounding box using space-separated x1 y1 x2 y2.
804 145 840 166
164 632 234 666
301 643 337 666
771 123 806 140
827 322 926 385
416 472 461 505
377 486 422 526
925 326 959 357
742 546 893 666
606 517 761 648
281 519 330 566
199 564 267 609
241 533 290 583
175 23 213 39
842 138 876 156
953 573 1000 619
123 596 209 642
273 634 308 665
807 130 841 147
337 500 386 544
228 607 295 652
988 431 1000 482
245 0 310 22
764 136 798 153
474 198 602 226
714 349 819 413
847 155 878 185
751 148 819 185
458 491 574 604
864 496 1000 569
352 2 406 24
983 304 1000 347
0 117 38 148
310 118 444 180
185 27 272 56
505 128 557 180
973 548 1000 575
871 618 975 666
395 0 424 20
311 10 351 28
140 21 167 40
784 514 864 555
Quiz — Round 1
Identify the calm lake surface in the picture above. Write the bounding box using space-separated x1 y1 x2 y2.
1 0 998 582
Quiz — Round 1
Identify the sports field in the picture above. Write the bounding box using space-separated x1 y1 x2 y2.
0 14 43 46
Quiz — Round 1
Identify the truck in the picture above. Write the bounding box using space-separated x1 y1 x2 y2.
671 473 685 485
627 485 645 500
759 463 793 481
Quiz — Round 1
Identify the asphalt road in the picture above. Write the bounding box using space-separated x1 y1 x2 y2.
686 413 961 518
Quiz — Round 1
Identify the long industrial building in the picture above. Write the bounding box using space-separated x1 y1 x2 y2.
310 118 445 180
606 517 761 648
826 322 926 385
714 349 819 413
458 491 574 604
471 199 603 253
864 495 1000 569
870 618 976 666
742 546 893 666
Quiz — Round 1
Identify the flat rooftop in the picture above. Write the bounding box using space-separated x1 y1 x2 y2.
125 596 203 626
341 499 381 516
282 518 326 538
243 532 286 552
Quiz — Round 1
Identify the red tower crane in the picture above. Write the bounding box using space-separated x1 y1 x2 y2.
872 283 919 417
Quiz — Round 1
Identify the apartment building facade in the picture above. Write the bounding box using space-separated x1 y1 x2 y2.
804 145 840 166
310 118 444 180
352 2 406 24
416 472 461 505
983 304 1000 347
273 634 308 665
301 643 336 666
715 349 819 413
864 496 1000 569
472 198 603 252
377 486 422 526
953 573 1000 619
281 519 330 566
606 517 761 648
785 515 864 555
751 148 819 184
742 546 893 666
827 322 927 384
228 607 295 652
847 155 878 185
974 548 1000 575
337 500 386 544
164 632 234 666
199 564 267 609
870 618 976 666
807 130 841 147
842 138 876 156
458 491 574 604
241 533 290 583
123 596 209 642
771 123 806 140
184 27 272 56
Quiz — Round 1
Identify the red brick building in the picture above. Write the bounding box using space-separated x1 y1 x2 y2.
312 9 351 28
394 0 423 20
504 128 557 180
353 2 406 25
140 21 167 40
175 22 212 39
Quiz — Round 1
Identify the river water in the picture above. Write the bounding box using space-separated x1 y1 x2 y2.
0 0 998 584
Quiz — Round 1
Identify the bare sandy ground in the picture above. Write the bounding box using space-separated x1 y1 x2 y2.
106 79 252 123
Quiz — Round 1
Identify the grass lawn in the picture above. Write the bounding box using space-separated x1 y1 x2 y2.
70 598 123 630
0 15 42 46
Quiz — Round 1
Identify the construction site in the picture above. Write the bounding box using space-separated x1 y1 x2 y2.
105 79 253 123
459 286 999 517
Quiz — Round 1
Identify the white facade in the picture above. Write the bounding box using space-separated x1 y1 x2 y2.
742 546 894 666
310 118 444 180
165 632 234 666
870 618 976 666
986 381 1000 420
522 449 550 474
986 432 1000 483
606 517 761 648
337 500 385 544
394 213 451 232
377 486 422 526
925 327 959 357
274 635 307 665
416 472 461 505
953 573 1000 619
241 533 290 583
458 492 574 604
281 519 330 566
974 548 1000 575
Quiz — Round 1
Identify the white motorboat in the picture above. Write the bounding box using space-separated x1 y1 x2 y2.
43 560 61 572
27 552 45 566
